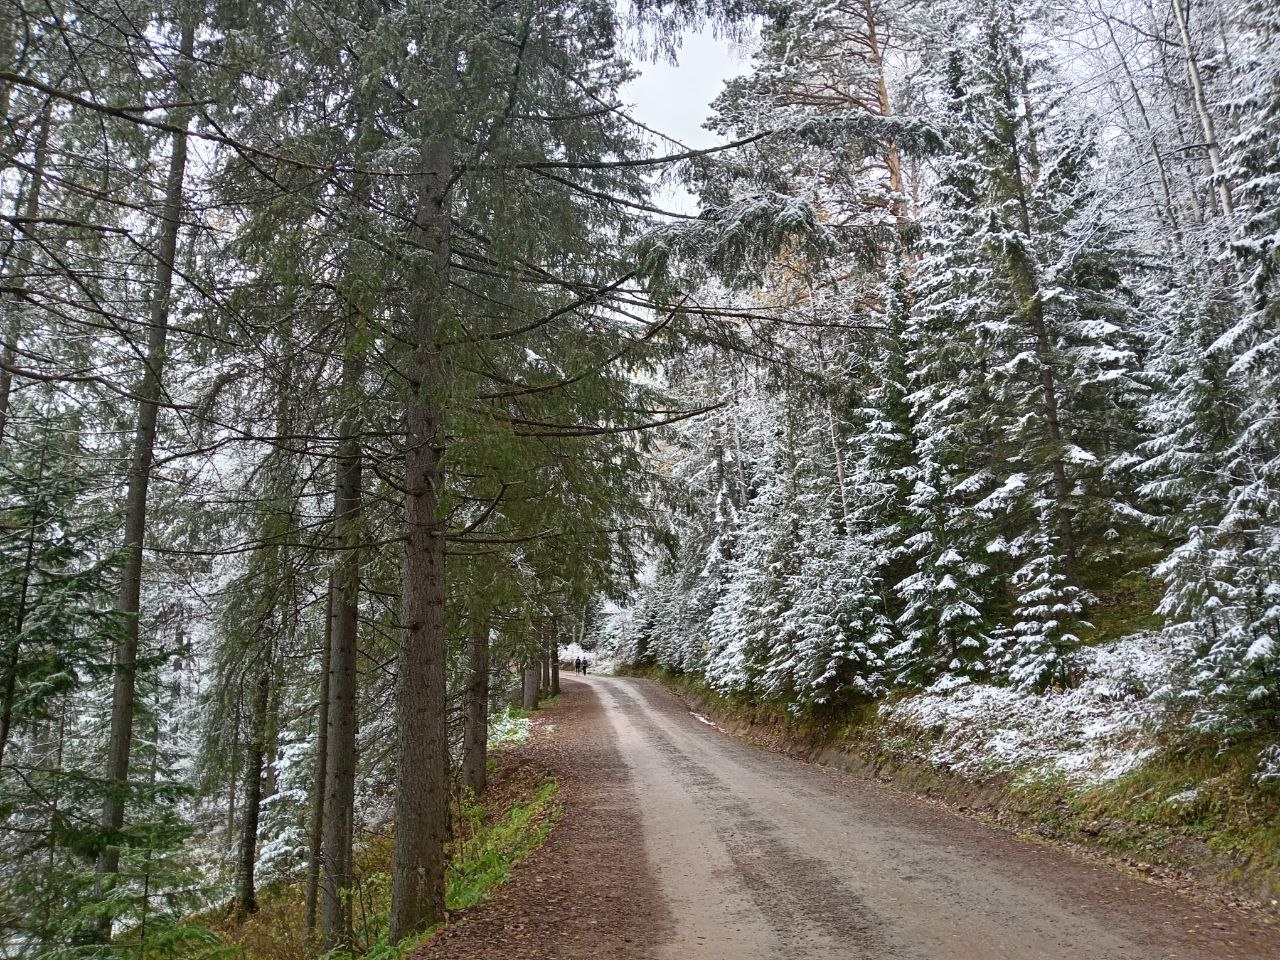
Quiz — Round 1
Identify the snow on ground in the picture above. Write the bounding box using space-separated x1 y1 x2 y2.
490 707 534 749
881 633 1186 785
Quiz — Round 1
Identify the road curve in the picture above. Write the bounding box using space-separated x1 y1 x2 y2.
577 673 1279 960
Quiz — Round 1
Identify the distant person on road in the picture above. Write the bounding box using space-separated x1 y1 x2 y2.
582 659 589 675
574 656 582 674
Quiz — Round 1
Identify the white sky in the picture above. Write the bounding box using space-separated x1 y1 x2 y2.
620 24 753 213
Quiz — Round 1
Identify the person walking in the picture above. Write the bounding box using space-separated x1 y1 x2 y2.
573 656 582 674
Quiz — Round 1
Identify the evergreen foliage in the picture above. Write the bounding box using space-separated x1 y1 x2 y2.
3 0 1280 952
615 0 1280 786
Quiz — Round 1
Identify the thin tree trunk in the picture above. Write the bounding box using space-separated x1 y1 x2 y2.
0 14 24 176
1170 0 1233 216
321 393 363 950
304 582 333 936
550 642 560 696
461 613 489 794
36 703 66 949
389 128 453 942
814 333 850 523
96 14 196 909
0 430 48 768
1098 13 1183 244
0 102 51 445
998 53 1079 580
235 666 271 919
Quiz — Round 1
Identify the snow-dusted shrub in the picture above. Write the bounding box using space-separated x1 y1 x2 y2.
1258 745 1280 791
489 707 533 749
882 633 1185 784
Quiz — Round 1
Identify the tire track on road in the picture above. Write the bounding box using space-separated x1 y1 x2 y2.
600 679 895 959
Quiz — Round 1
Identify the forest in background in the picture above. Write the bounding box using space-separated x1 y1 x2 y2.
614 0 1280 788
2 0 1280 956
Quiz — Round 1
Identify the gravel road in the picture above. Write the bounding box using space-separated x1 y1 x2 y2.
585 674 1280 960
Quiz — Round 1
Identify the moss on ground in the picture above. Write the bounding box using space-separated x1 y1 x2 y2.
1076 570 1166 645
1064 737 1280 867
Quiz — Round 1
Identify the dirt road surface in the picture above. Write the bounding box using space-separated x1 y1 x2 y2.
583 674 1280 960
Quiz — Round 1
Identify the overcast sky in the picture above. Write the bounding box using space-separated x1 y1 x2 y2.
619 24 753 213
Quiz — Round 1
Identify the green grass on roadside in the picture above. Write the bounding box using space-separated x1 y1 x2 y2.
204 776 561 960
1059 736 1280 868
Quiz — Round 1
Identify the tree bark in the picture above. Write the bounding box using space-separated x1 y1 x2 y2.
0 432 48 768
321 397 363 950
0 101 50 445
995 40 1078 580
861 0 905 212
226 702 240 852
461 613 489 794
550 643 560 696
1170 0 1233 216
0 16 14 142
304 582 333 936
388 128 453 943
235 665 272 919
318 45 375 944
522 662 540 710
96 13 195 910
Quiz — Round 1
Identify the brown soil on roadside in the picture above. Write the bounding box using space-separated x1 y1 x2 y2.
410 681 670 960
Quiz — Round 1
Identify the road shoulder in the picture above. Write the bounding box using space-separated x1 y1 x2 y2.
412 678 669 960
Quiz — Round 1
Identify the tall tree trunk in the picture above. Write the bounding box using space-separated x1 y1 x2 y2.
0 16 15 142
997 51 1078 580
389 128 454 942
0 431 48 768
550 640 560 696
318 49 375 944
1170 0 1233 216
96 14 196 909
321 386 363 950
541 641 551 694
235 666 272 919
522 661 540 710
0 102 51 445
304 582 334 936
1026 294 1078 580
226 702 240 853
861 0 905 211
0 12 27 175
461 613 489 794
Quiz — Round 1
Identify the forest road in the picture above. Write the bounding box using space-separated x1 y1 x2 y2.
578 674 1280 960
